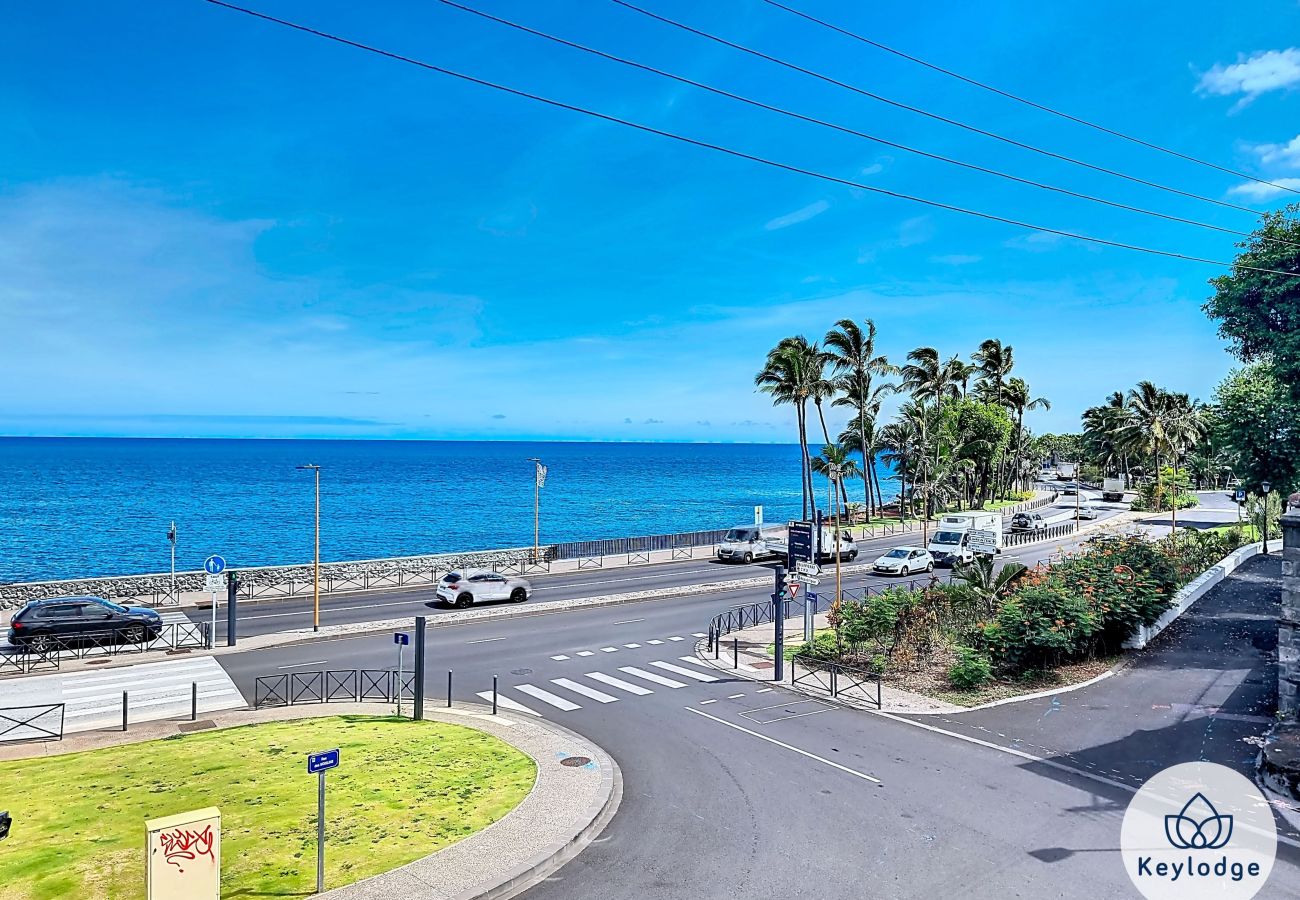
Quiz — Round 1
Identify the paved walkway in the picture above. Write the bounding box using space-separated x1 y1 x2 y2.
0 702 620 900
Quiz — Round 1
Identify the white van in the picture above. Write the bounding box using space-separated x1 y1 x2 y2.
926 511 1002 566
716 525 784 564
816 527 858 563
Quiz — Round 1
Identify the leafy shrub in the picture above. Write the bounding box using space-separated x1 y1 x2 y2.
978 580 1096 669
947 646 992 689
1130 468 1199 512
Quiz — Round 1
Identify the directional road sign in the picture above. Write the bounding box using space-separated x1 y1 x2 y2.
203 555 226 576
787 521 814 563
796 574 820 586
307 749 340 774
969 529 999 555
795 561 820 576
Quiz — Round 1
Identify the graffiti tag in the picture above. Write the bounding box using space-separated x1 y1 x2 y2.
158 824 215 872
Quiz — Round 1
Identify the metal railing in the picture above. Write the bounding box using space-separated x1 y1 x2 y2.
253 668 413 708
551 528 730 562
0 647 60 676
1 622 210 662
790 655 882 709
708 595 825 651
1005 521 1077 547
837 574 955 602
0 703 65 743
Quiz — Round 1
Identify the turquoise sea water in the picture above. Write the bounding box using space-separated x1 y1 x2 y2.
0 438 895 582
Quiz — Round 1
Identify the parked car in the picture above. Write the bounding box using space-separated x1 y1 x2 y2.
871 547 934 576
6 595 163 652
435 570 530 608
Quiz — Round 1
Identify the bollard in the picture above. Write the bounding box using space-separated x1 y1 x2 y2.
447 670 453 708
122 691 128 732
714 633 720 660
831 668 838 698
492 675 498 715
191 681 198 721
733 638 738 670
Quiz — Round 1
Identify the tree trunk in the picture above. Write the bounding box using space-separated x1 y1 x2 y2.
797 404 810 520
858 409 872 521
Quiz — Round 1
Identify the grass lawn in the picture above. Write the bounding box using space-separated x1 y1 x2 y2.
1206 522 1260 540
0 715 535 900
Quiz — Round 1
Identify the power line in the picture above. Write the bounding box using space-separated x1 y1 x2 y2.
198 0 1300 279
760 0 1300 198
432 0 1300 252
610 0 1265 217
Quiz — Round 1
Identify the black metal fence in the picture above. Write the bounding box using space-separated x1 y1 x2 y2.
552 528 731 563
791 655 882 709
0 647 60 676
0 703 65 743
1 622 210 664
254 668 414 708
708 594 826 651
1005 521 1077 547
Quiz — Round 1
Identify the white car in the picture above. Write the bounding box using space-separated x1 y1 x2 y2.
436 569 530 608
872 547 934 577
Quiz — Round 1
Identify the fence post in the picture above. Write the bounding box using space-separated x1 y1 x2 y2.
122 691 128 732
733 638 738 670
832 668 839 698
447 670 453 708
492 675 498 715
191 682 197 721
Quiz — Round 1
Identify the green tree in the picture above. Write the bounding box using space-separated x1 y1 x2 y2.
1204 205 1300 390
1212 363 1300 496
824 318 896 519
756 337 825 519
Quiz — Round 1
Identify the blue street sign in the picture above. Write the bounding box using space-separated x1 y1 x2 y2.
394 632 410 646
307 749 340 774
787 521 814 563
204 555 226 575
1235 489 1246 502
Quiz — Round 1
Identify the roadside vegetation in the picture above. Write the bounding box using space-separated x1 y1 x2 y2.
788 527 1256 706
0 716 535 900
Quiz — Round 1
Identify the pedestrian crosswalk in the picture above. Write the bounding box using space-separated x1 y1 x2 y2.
0 656 245 733
477 653 726 716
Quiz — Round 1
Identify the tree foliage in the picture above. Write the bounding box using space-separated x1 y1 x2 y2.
1212 363 1300 495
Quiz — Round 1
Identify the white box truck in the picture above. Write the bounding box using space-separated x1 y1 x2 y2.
717 523 858 564
1101 477 1126 502
926 511 1002 566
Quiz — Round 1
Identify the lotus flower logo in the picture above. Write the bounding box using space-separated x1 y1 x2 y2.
1165 793 1234 849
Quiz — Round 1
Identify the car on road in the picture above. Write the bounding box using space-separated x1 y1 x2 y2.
6 595 163 652
435 570 530 608
871 547 934 576
1011 511 1049 532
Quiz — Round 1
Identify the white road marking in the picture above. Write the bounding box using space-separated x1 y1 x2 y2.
551 678 618 704
585 672 653 695
647 640 665 645
514 684 582 711
576 651 595 657
699 699 717 705
687 708 881 783
466 637 506 644
668 636 685 642
692 632 707 638
613 618 646 625
550 655 570 661
727 693 745 699
677 656 717 669
277 660 327 670
618 666 686 689
623 643 641 649
650 661 719 682
475 691 540 716
756 688 774 694
600 647 619 653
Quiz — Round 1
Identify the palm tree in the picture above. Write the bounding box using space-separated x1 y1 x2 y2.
1082 391 1129 479
953 556 1029 616
756 337 821 519
1003 377 1050 494
1163 393 1208 531
879 417 922 523
824 318 896 520
1119 380 1173 517
972 339 1014 405
900 348 961 519
811 442 863 520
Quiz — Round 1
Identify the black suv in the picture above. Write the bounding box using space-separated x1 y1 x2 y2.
7 596 163 652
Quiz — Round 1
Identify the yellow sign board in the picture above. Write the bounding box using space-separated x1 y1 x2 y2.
146 807 220 900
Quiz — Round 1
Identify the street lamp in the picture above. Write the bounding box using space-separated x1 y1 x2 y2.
829 463 844 606
1262 481 1272 555
297 464 322 631
527 458 546 563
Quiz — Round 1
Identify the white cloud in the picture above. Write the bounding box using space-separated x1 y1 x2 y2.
1252 134 1300 168
1003 231 1064 252
931 254 982 265
763 199 830 230
1198 48 1300 106
897 215 934 247
1227 177 1300 200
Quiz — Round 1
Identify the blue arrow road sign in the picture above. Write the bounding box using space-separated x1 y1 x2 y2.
307 749 339 774
203 555 226 575
394 632 410 646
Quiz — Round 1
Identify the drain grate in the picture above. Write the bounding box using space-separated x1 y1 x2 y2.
559 756 591 768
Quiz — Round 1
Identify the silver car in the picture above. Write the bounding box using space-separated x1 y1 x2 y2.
436 569 531 608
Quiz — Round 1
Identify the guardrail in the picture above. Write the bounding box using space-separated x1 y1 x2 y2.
1004 521 1077 547
253 669 413 708
0 703 65 743
791 655 882 708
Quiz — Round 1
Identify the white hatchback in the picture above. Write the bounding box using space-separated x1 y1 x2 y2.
436 569 530 608
871 547 934 576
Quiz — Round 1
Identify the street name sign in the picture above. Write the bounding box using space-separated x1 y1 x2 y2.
795 561 820 576
796 574 820 586
203 556 226 576
307 749 340 774
969 529 998 555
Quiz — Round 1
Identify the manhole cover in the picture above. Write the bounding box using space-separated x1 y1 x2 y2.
560 756 591 768
511 668 532 676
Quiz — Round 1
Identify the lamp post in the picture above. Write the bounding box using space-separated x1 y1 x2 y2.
1262 481 1272 555
297 465 322 631
829 463 844 605
527 458 546 563
167 521 177 605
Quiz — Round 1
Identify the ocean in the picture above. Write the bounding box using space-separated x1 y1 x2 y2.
0 438 896 582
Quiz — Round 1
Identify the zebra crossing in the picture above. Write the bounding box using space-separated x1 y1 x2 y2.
0 656 245 733
476 652 721 716
549 633 707 662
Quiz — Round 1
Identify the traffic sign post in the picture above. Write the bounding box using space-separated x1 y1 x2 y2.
969 529 998 557
772 565 785 683
307 749 339 894
203 556 226 649
803 590 818 644
394 633 410 716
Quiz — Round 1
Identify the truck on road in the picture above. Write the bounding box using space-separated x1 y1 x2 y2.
1101 477 1126 502
926 511 1003 566
716 523 857 564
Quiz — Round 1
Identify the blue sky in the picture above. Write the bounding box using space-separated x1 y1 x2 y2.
2 0 1299 442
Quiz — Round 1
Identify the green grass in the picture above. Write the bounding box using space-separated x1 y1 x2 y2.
0 715 535 900
1206 522 1261 540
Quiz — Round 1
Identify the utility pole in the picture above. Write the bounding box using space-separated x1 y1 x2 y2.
297 465 322 631
167 522 177 605
528 458 545 563
772 564 785 683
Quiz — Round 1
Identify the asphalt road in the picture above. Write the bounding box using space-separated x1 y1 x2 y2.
202 500 1131 641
